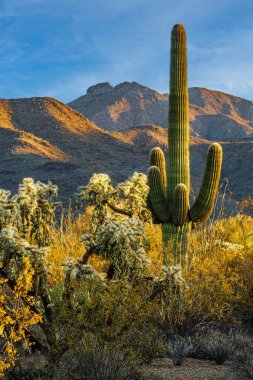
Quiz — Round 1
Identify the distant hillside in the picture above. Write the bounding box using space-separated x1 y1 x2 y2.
113 124 253 202
0 97 148 201
112 124 209 149
0 96 252 205
68 82 253 141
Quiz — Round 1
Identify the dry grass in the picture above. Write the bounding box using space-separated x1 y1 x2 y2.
48 206 109 282
47 205 253 326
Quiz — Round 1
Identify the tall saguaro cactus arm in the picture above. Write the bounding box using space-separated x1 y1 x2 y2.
172 184 189 226
189 143 223 227
150 147 167 192
167 24 190 204
148 166 170 222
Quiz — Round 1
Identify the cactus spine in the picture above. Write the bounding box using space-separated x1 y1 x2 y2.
147 24 222 264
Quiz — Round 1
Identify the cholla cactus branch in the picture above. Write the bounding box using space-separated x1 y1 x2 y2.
17 178 60 246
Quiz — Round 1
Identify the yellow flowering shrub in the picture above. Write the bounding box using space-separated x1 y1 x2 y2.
0 256 42 378
186 244 248 320
144 215 253 329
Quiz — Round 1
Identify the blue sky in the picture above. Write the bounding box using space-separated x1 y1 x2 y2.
1 0 253 102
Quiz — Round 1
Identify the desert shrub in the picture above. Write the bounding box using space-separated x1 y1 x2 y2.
0 251 42 377
142 214 253 336
126 325 166 365
195 329 232 364
0 205 57 377
58 276 151 340
186 243 246 321
165 335 193 366
56 334 143 380
54 272 165 367
149 263 198 335
48 187 253 356
144 224 163 277
206 214 253 248
4 352 47 380
230 330 253 378
183 213 253 324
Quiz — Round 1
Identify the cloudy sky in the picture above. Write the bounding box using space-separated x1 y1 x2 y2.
0 0 253 102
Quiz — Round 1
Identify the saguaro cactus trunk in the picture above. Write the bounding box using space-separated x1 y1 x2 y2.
147 24 222 264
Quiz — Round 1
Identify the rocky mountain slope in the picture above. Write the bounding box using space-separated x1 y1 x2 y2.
0 97 148 201
0 94 252 204
69 82 253 141
113 124 253 203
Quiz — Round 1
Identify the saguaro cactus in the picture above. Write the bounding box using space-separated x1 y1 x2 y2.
147 24 222 264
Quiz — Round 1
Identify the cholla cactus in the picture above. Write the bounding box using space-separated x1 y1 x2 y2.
87 217 150 280
62 258 98 283
0 177 60 357
17 178 60 246
62 258 106 309
0 178 60 246
77 173 114 206
149 264 187 301
162 265 186 288
117 172 150 216
77 172 150 224
0 190 20 231
77 172 151 281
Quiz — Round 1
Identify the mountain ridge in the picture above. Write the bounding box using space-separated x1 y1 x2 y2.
68 82 253 141
0 87 252 204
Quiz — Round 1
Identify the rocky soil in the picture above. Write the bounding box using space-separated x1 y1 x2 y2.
143 358 251 380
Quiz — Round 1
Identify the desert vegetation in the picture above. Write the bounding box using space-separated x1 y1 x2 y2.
0 173 253 379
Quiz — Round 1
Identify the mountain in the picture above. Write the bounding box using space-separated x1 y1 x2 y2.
0 97 148 201
68 82 253 141
68 82 168 132
0 92 252 206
